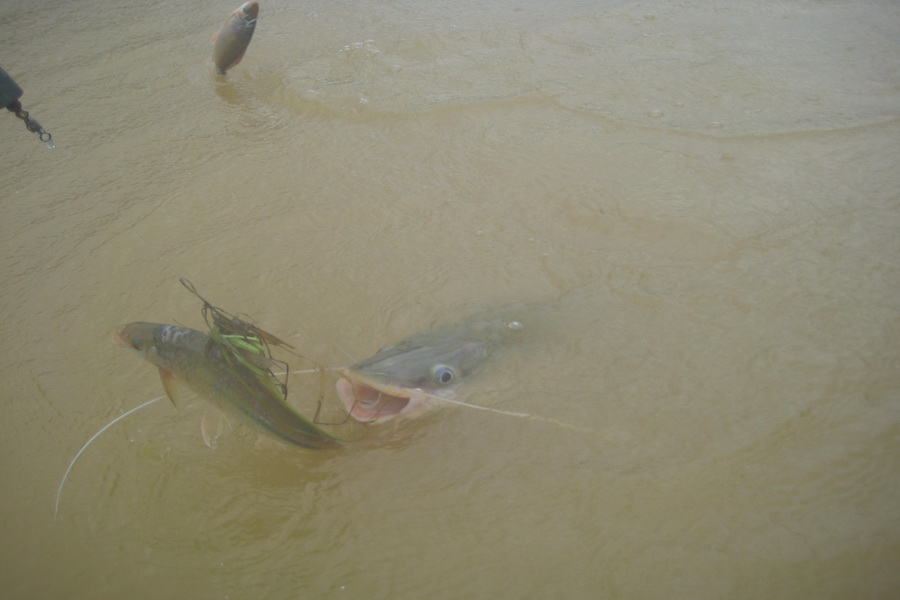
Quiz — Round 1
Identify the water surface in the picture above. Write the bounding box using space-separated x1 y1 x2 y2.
1 0 898 598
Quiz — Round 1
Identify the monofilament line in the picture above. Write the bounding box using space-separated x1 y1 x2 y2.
54 395 165 520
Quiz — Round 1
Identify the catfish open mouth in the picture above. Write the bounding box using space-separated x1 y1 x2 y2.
333 309 522 424
335 370 436 424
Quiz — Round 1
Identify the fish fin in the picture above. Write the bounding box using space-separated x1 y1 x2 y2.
201 411 231 449
158 368 183 407
211 32 218 43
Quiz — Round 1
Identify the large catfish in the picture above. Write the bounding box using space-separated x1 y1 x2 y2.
336 308 526 423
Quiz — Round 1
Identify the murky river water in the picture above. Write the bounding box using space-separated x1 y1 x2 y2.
1 0 898 598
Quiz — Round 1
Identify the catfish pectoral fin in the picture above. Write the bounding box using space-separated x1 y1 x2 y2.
158 368 183 407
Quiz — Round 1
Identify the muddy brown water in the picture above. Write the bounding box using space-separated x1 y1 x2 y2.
1 1 898 598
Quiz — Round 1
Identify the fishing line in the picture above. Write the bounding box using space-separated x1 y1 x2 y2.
44 140 190 519
429 395 592 433
290 367 343 375
54 395 166 520
403 391 592 433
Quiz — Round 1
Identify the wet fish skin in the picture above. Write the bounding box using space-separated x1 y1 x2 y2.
117 322 340 449
336 309 524 423
212 1 259 75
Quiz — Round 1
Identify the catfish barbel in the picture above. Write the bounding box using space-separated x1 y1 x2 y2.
336 308 526 423
212 1 259 75
116 322 340 449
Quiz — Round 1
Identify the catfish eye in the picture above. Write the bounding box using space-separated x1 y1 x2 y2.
431 365 455 385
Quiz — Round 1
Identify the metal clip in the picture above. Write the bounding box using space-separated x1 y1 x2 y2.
14 105 52 143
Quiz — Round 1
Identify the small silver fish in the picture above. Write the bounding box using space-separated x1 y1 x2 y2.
212 1 259 75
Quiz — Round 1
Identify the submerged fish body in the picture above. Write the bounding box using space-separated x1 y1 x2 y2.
212 1 259 75
116 322 339 449
336 308 525 423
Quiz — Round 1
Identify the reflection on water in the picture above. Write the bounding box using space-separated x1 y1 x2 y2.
1 0 898 598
